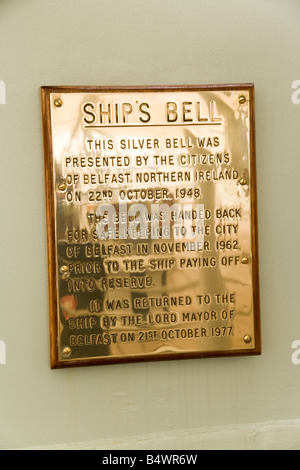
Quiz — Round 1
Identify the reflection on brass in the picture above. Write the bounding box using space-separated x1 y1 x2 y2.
41 84 261 368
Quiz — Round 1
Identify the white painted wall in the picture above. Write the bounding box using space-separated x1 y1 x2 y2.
0 0 299 450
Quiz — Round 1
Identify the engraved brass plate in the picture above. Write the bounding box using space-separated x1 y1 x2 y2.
41 85 260 368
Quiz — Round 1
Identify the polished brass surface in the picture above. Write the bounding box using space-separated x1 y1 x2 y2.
41 85 260 368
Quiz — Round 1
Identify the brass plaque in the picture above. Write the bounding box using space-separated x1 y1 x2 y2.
41 85 260 368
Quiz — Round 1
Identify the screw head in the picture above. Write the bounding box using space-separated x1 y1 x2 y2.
243 335 252 344
57 182 67 191
62 347 71 356
241 257 250 264
60 266 70 279
239 177 247 185
239 95 246 104
54 98 63 107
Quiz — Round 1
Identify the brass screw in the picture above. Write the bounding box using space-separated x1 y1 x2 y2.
62 347 71 356
239 95 246 104
239 177 247 185
60 266 69 279
54 98 63 107
243 335 252 344
241 257 250 264
58 182 67 191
